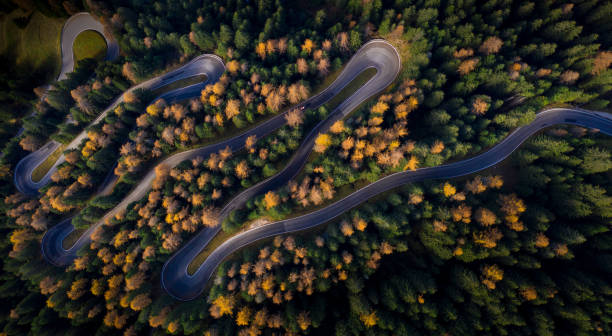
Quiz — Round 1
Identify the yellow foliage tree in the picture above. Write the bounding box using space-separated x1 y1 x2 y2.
301 39 314 54
443 183 456 197
431 140 445 154
236 307 252 326
329 120 345 133
256 42 266 59
404 155 419 171
371 101 389 114
213 82 225 96
227 60 240 74
209 295 235 318
481 264 504 290
235 160 249 179
297 311 311 331
360 311 378 328
534 232 550 248
475 207 497 227
314 133 332 153
263 191 280 209
225 99 241 120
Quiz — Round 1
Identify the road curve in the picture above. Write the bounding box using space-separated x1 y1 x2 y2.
166 108 612 300
161 40 401 300
41 39 400 267
40 55 226 266
58 12 120 80
15 54 225 196
13 12 117 195
7 13 117 160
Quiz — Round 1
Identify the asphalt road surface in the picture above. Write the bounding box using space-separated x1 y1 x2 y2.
161 40 402 300
163 107 612 300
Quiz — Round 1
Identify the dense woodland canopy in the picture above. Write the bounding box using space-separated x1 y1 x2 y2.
0 0 611 335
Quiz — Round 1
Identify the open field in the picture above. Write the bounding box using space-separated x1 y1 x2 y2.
0 9 63 82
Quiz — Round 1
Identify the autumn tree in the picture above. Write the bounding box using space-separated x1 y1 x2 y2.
329 120 345 133
19 135 40 151
235 160 249 179
360 311 378 328
453 48 474 58
472 97 489 115
226 60 240 74
337 32 349 51
592 51 612 75
481 264 504 290
129 294 152 311
225 99 241 120
285 108 303 128
443 182 456 197
431 140 445 154
479 36 503 55
264 191 280 209
451 204 472 223
560 70 579 84
236 307 252 326
297 58 308 74
209 295 235 318
296 311 311 331
317 58 329 76
314 133 331 153
458 58 479 75
475 207 497 226
301 39 314 54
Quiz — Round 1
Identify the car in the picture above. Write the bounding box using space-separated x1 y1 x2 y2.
299 105 306 111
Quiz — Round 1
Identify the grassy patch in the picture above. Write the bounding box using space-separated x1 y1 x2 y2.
0 9 63 82
324 67 377 111
186 229 233 275
73 30 107 63
62 228 85 249
311 66 344 96
32 144 65 182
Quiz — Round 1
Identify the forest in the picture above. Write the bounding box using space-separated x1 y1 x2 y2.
0 0 611 335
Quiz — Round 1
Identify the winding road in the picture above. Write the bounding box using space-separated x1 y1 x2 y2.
166 107 612 300
15 51 225 195
40 55 225 266
161 40 401 300
29 29 612 303
41 40 399 266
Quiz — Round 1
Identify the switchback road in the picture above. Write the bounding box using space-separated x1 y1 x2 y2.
14 54 225 195
162 40 401 300
41 40 400 268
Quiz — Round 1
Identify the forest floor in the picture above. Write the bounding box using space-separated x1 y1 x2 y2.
73 30 107 63
0 9 63 82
